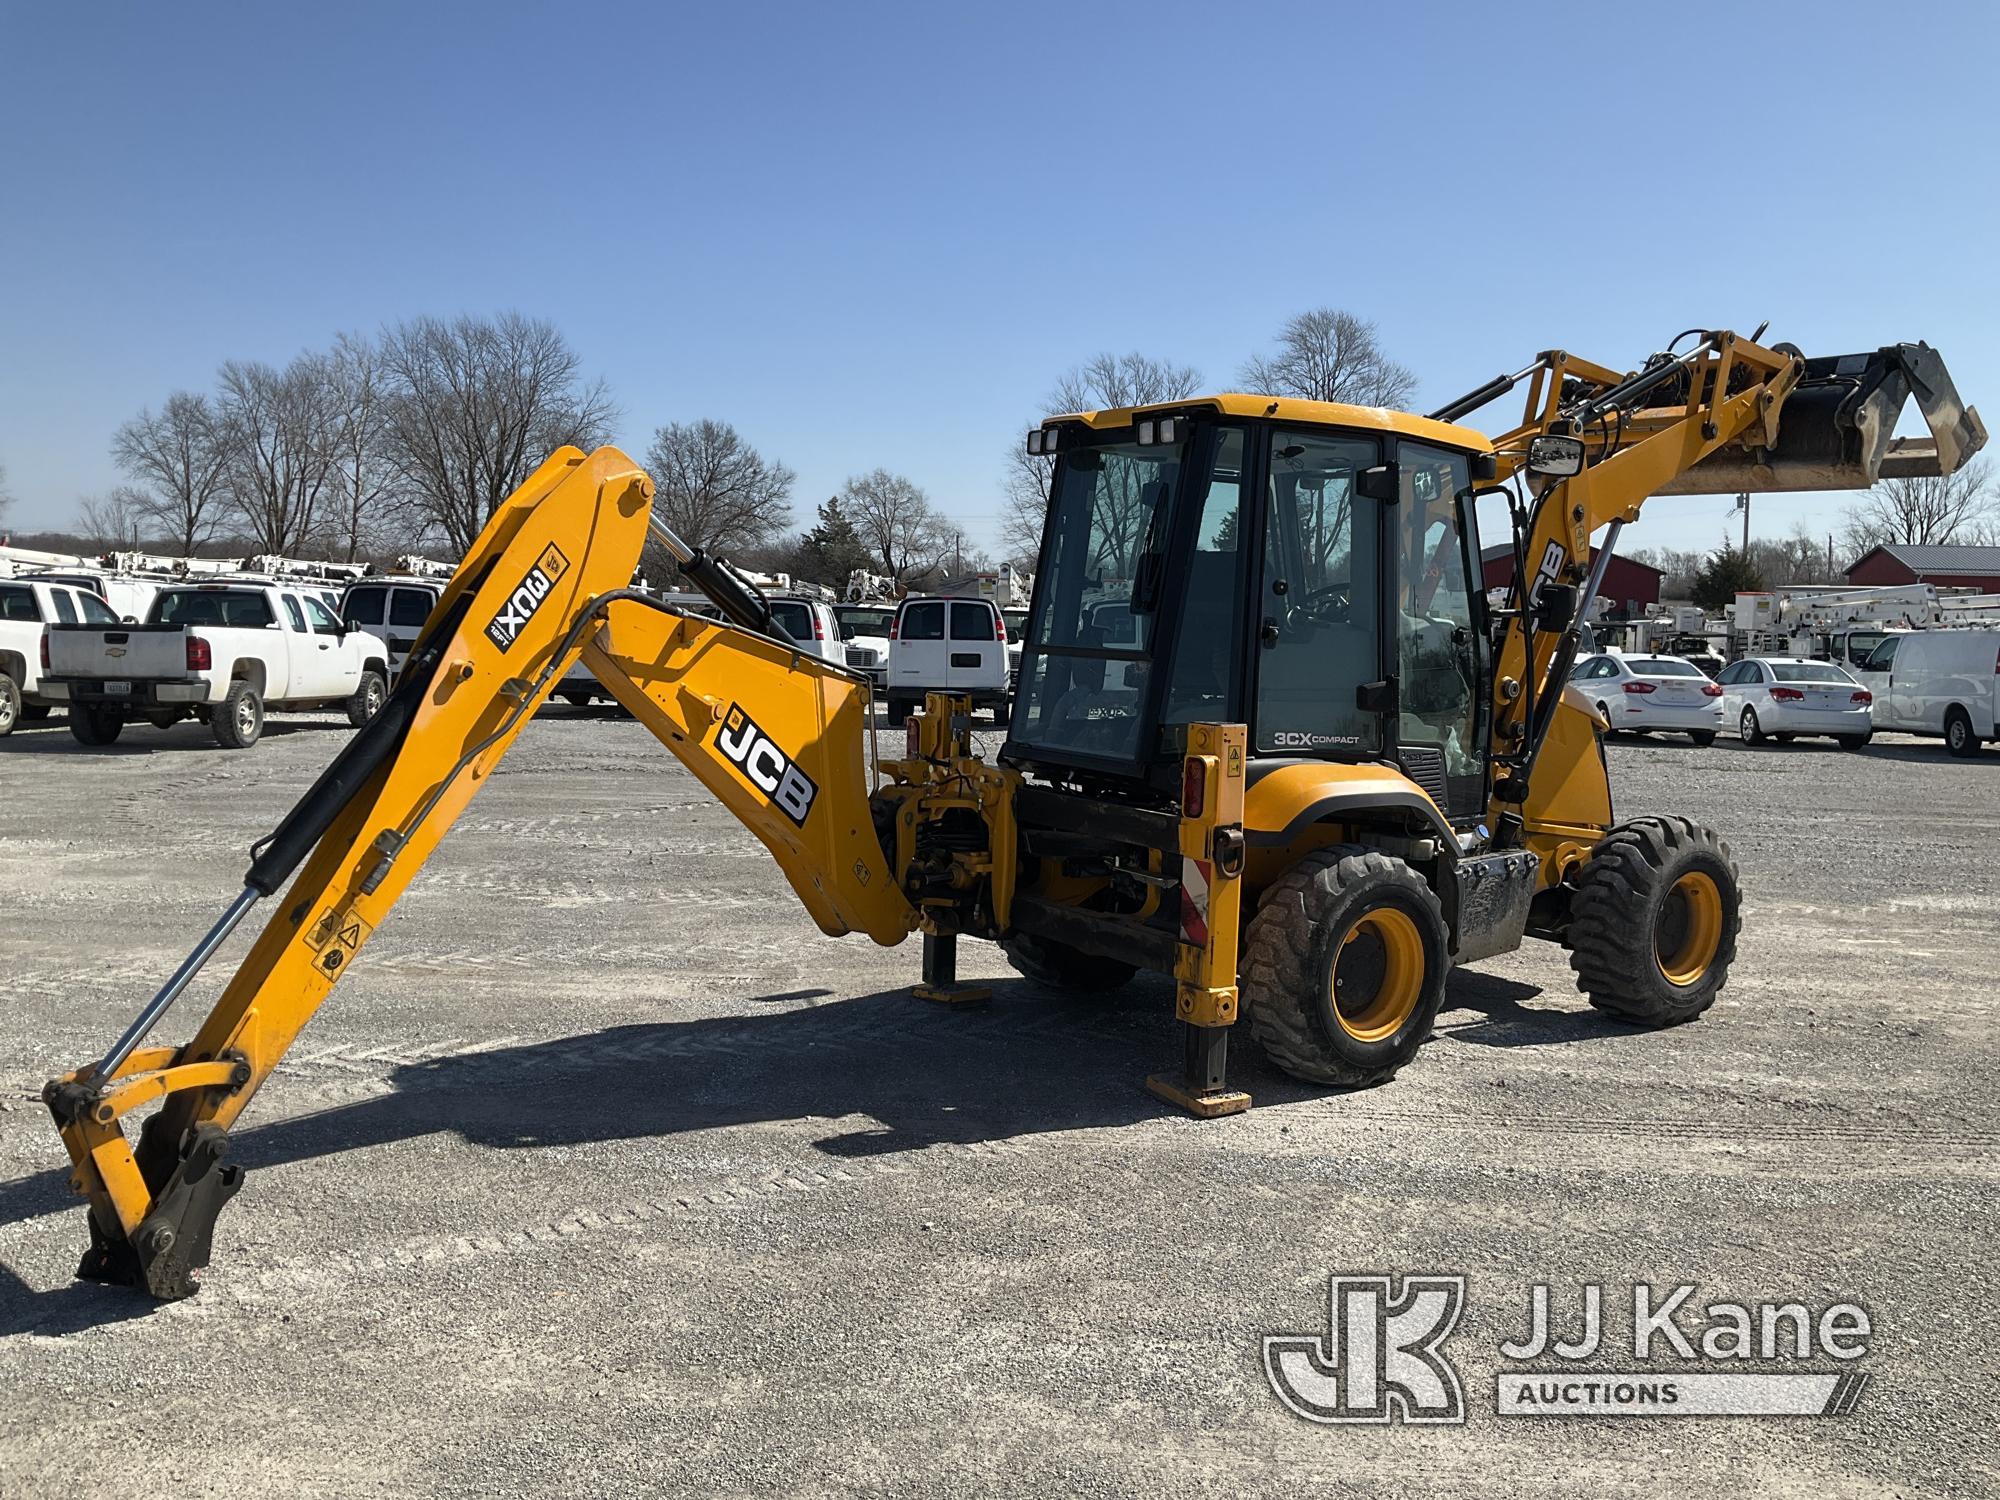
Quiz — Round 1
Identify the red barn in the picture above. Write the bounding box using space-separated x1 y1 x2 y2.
1845 543 2000 592
1480 544 1663 616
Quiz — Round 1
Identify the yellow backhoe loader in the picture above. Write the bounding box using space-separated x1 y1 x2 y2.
41 328 1982 1299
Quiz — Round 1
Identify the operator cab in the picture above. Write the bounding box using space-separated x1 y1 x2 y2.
1003 398 1494 822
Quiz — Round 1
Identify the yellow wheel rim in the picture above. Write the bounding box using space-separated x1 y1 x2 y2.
1331 907 1425 1042
1655 871 1723 987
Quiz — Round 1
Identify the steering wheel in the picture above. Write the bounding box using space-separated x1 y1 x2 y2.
1293 583 1352 624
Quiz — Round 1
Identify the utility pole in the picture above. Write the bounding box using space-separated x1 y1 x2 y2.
1737 491 1750 552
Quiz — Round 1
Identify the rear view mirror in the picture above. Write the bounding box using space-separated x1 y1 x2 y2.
1534 583 1577 631
1527 435 1587 477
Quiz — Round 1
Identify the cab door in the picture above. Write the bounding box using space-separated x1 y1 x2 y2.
947 601 1004 694
1392 443 1485 817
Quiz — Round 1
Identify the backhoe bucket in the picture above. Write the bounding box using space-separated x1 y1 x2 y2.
1658 342 1986 495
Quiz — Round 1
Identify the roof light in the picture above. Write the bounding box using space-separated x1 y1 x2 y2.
1158 416 1179 442
1137 420 1157 445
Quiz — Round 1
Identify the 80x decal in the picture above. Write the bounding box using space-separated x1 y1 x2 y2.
715 704 819 826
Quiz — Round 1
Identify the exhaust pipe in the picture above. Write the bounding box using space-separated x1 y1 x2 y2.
1659 342 1986 495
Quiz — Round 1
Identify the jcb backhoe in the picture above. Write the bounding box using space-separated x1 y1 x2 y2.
42 328 1982 1299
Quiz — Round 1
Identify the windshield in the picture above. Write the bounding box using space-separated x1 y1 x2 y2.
1013 430 1188 761
836 607 894 639
1771 661 1856 684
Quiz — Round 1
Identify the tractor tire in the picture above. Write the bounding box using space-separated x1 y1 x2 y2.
1566 816 1740 1027
211 681 264 750
70 703 124 746
0 673 19 736
1689 730 1716 747
1241 847 1448 1088
1738 706 1765 745
345 669 387 727
1837 734 1871 752
1000 932 1136 993
1945 708 1981 758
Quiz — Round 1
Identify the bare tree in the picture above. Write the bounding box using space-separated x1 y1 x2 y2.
1000 352 1202 565
215 354 345 555
111 391 232 553
843 469 950 583
379 313 617 553
645 419 795 558
320 333 399 562
1840 460 1996 559
78 487 152 550
1241 308 1416 410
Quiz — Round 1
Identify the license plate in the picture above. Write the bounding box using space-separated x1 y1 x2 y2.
102 680 131 696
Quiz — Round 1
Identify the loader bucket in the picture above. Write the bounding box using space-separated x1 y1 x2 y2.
1658 342 1986 495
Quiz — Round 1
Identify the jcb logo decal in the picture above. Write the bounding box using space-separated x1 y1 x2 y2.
716 704 818 826
1528 540 1566 606
484 544 571 651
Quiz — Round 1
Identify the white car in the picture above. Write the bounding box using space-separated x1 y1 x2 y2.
20 570 162 623
835 603 896 690
1572 653 1725 744
0 577 123 734
41 582 388 748
1716 657 1873 750
1855 629 1997 756
887 596 1009 723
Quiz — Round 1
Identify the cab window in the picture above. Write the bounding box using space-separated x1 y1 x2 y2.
1862 637 1899 671
344 587 386 628
950 603 994 641
899 601 945 641
0 585 37 622
52 590 79 624
389 589 432 627
77 593 118 624
1160 426 1246 730
281 595 308 632
302 596 343 635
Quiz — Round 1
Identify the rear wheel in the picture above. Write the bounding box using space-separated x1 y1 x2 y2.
0 674 19 736
1738 706 1764 745
1689 730 1716 747
1241 847 1448 1087
211 681 263 749
1000 932 1136 993
1566 816 1740 1026
1945 708 1981 758
70 703 124 746
346 669 387 727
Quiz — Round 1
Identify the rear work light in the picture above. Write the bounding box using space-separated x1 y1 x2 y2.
1770 686 1805 701
1850 689 1873 704
1621 681 1656 694
186 635 212 671
1181 756 1206 818
39 632 50 669
1702 683 1724 697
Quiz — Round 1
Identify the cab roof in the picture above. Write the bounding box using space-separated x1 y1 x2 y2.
1048 393 1493 455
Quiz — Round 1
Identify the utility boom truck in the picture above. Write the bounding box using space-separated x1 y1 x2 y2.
40 330 1983 1299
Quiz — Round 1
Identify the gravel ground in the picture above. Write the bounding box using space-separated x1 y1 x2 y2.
0 706 1994 1498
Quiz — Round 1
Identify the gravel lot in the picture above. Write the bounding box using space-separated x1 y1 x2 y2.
1 707 1993 1498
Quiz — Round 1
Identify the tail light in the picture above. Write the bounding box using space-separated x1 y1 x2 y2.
186 635 212 671
1621 681 1656 694
1181 756 1206 818
811 612 824 640
1770 686 1805 701
1850 689 1873 704
994 613 1007 643
889 616 899 641
1702 683 1723 697
40 632 50 669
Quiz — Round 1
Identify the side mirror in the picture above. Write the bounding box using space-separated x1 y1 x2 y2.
1356 463 1400 502
1527 435 1587 478
1534 583 1577 631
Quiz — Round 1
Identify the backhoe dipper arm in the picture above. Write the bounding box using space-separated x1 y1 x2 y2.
42 445 914 1300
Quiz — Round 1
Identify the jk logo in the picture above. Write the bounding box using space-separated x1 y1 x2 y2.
484 544 571 651
1264 1274 1467 1425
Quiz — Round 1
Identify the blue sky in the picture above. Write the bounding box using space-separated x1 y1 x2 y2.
3 1 1995 561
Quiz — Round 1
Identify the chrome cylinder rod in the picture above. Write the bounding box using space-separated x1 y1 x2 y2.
92 885 262 1083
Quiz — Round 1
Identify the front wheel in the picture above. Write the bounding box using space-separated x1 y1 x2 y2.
346 669 387 727
1945 708 1981 758
1566 816 1741 1026
211 681 264 749
1241 847 1448 1088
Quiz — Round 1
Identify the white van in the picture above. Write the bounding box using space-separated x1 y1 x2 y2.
887 596 1009 723
1856 629 1998 756
340 577 445 679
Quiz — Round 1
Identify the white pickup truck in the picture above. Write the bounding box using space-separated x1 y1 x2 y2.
41 582 389 749
0 576 123 735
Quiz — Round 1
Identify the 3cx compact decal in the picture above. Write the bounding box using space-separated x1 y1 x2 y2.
485 544 571 651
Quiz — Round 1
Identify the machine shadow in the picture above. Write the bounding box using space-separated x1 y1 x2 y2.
1429 967 1629 1049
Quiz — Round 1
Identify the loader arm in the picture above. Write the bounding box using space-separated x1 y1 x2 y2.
1433 329 1985 874
42 444 916 1300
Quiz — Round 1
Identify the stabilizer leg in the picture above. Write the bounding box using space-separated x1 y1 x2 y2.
1146 1020 1250 1119
913 932 990 1006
